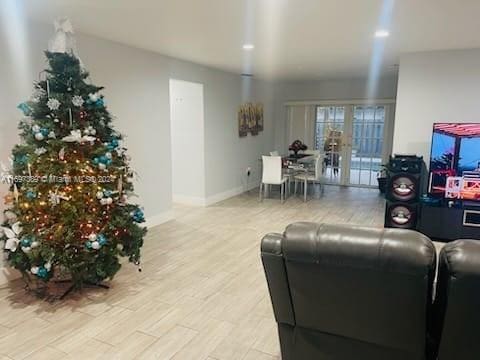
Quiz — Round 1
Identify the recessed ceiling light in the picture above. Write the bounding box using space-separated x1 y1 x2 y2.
243 44 255 50
375 30 390 38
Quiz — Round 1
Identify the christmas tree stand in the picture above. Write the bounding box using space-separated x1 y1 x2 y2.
54 279 109 300
22 269 110 301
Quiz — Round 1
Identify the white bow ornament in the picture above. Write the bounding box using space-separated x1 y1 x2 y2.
62 130 96 144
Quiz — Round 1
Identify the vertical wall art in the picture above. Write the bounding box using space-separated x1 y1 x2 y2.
238 103 263 137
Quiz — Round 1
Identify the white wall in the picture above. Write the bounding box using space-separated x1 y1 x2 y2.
167 66 275 201
0 20 274 277
393 49 480 163
273 76 398 152
170 79 206 204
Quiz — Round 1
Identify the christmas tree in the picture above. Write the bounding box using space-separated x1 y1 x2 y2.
0 19 147 292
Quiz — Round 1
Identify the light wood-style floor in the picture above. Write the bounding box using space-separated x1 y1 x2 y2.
0 186 388 360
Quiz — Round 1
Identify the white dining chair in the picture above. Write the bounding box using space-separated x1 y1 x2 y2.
294 154 326 202
259 156 288 203
270 151 280 156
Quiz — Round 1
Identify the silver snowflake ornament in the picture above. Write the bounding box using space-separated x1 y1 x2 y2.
72 95 84 107
47 98 61 111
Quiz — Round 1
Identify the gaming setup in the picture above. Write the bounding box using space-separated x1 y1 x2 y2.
384 123 480 241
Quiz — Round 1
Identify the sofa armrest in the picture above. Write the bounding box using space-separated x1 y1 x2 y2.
261 233 295 326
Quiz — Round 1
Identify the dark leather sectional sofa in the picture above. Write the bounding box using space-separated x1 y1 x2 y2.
261 222 479 360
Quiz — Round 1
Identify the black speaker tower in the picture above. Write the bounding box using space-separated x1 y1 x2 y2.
384 155 426 229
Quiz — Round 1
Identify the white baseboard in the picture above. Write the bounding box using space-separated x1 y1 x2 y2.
145 210 174 228
172 194 207 206
172 181 259 208
205 181 258 206
173 188 249 207
205 187 242 206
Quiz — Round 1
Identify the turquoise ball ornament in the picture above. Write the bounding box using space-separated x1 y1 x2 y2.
15 155 28 165
85 241 92 249
95 154 113 167
37 267 48 279
21 237 32 247
97 234 107 246
107 139 119 150
26 191 37 200
131 209 145 223
99 155 109 164
17 102 32 116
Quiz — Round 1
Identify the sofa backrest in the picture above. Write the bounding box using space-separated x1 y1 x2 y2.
434 240 480 360
262 222 437 359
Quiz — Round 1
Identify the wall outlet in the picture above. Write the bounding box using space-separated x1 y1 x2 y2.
246 167 251 177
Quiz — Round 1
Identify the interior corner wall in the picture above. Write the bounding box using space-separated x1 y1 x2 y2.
170 79 206 204
168 64 275 201
393 49 480 163
272 76 399 153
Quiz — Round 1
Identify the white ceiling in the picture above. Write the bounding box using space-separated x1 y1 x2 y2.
16 0 480 80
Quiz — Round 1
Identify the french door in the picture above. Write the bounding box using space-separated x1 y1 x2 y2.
314 103 394 187
315 106 345 184
348 105 390 187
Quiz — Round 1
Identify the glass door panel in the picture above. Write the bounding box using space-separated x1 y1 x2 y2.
315 106 345 184
349 105 385 187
